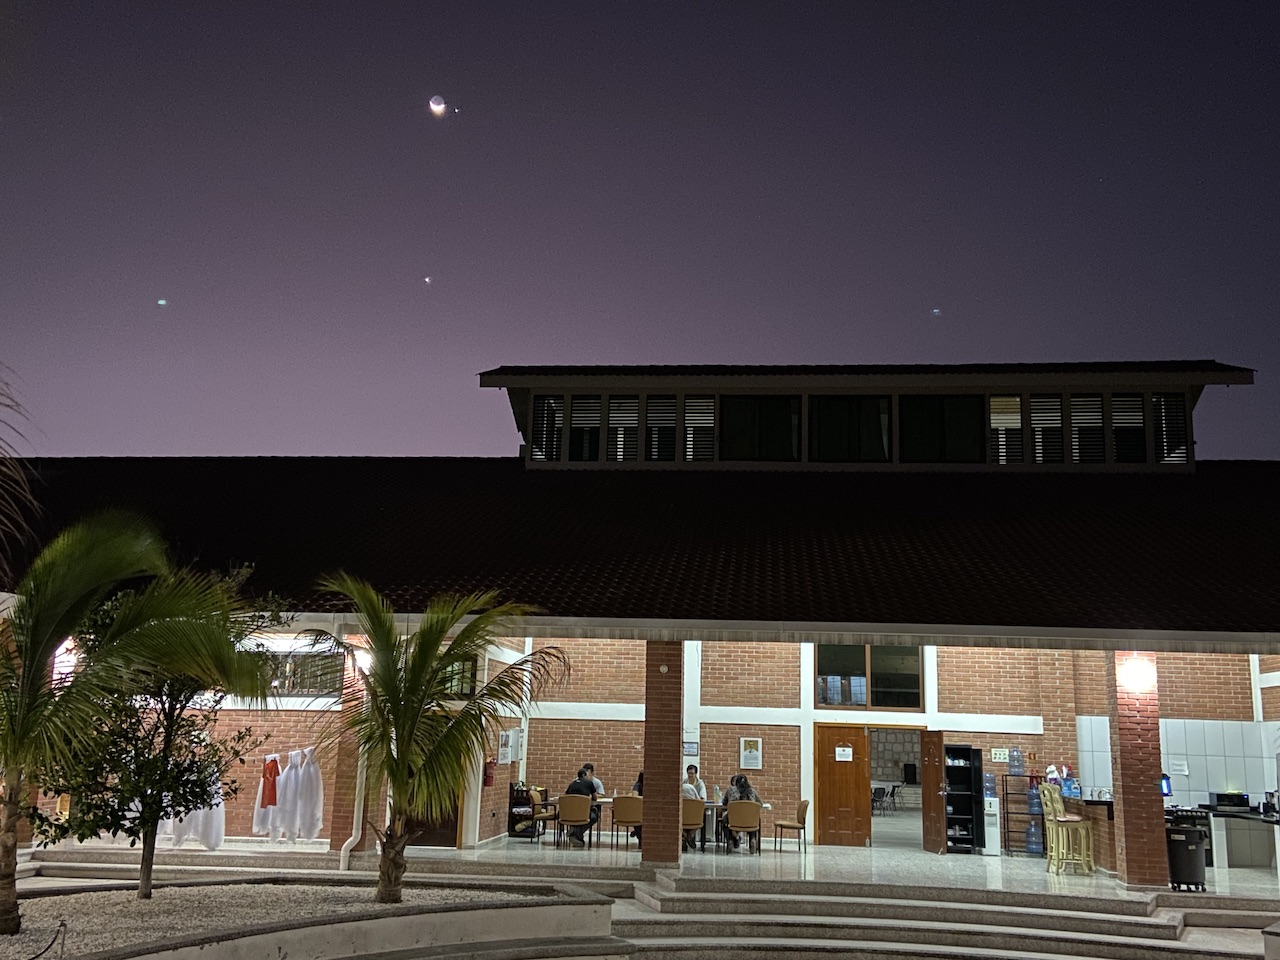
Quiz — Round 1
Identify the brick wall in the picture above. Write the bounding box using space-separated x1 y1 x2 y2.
643 641 684 863
215 709 338 840
493 634 527 654
1264 687 1280 721
479 721 522 842
942 731 1046 782
701 643 800 708
936 647 1040 715
1074 651 1110 714
1037 650 1079 774
1155 653 1253 720
1261 656 1280 674
532 637 645 704
524 718 646 798
699 723 801 835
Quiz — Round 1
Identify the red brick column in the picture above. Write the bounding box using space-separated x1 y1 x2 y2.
642 640 682 866
1107 651 1167 887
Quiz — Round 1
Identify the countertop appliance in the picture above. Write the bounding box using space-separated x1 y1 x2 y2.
1209 792 1250 811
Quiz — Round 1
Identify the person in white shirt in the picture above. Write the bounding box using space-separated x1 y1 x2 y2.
582 763 605 796
681 764 706 800
680 764 707 851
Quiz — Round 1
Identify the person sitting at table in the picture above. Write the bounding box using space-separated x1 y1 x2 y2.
630 770 644 847
681 764 706 800
563 767 598 847
722 773 762 849
583 763 605 797
681 764 706 851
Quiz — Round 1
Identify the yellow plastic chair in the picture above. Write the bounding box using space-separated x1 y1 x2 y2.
681 797 706 851
724 800 762 854
612 795 643 850
774 799 809 852
556 794 594 849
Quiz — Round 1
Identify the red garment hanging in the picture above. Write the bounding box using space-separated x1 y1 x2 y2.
259 756 282 808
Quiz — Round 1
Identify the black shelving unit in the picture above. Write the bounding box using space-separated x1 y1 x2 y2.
507 782 537 838
944 744 984 853
1001 774 1045 857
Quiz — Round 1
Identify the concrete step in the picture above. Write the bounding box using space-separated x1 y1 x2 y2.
628 935 1258 960
358 935 636 960
631 887 1181 940
612 915 1257 960
667 876 1158 918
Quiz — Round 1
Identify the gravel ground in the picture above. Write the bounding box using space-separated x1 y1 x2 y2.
3 883 546 960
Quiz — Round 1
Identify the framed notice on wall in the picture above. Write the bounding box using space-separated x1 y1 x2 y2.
740 737 762 770
498 730 512 765
835 744 853 762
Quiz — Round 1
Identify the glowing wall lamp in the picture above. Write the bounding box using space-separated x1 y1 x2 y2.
1117 655 1158 694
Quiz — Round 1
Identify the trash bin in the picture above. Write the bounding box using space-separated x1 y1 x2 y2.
1166 825 1207 891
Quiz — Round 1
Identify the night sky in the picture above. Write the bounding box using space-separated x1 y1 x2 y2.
2 2 1277 459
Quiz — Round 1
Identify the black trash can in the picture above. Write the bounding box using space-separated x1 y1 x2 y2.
1166 825 1207 891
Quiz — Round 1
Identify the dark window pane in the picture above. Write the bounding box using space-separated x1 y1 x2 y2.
607 396 639 461
1153 393 1189 463
531 396 563 462
816 644 867 707
899 395 983 463
269 652 344 696
1031 394 1064 464
869 646 922 709
809 396 891 462
569 395 601 462
1112 393 1146 463
684 396 715 461
646 395 676 461
1070 394 1105 464
720 395 800 461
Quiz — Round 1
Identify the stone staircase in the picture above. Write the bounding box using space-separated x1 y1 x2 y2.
616 875 1276 960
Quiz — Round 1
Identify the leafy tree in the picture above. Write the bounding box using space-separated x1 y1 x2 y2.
33 691 261 898
307 574 569 903
0 514 266 935
33 565 278 898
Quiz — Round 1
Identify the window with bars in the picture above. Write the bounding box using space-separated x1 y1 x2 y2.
1070 394 1105 464
607 395 639 461
267 651 344 696
898 395 984 463
720 395 801 461
530 396 563 462
809 395 891 463
1112 393 1147 463
684 395 715 461
568 395 601 461
1030 394 1064 463
1153 392 1189 463
646 395 677 461
988 395 1023 464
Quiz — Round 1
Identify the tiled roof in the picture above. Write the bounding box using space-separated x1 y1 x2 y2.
479 360 1254 379
17 457 1280 634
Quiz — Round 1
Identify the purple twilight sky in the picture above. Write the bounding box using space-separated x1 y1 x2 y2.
2 2 1277 460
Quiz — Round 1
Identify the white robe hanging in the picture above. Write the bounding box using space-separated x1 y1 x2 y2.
165 779 226 851
271 750 304 841
297 746 325 840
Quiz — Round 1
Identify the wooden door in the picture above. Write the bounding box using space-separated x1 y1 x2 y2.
815 724 870 846
920 730 946 854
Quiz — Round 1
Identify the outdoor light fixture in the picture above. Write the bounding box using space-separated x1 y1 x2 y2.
353 649 373 673
1117 655 1157 694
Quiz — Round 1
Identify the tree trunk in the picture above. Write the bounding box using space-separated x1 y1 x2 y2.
375 822 411 903
0 781 25 935
138 825 158 900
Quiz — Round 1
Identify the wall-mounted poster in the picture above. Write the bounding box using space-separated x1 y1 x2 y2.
683 741 700 757
498 730 512 765
835 744 853 762
740 737 762 770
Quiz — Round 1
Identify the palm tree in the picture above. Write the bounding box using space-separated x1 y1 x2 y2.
0 363 36 581
310 574 569 903
0 513 267 934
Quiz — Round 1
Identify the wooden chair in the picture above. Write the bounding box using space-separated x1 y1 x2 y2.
612 795 643 850
774 799 809 852
527 789 558 843
556 794 594 849
723 800 762 854
681 797 706 851
1039 782 1093 874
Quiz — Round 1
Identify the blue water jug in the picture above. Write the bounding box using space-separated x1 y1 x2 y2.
1026 820 1044 855
1027 786 1043 815
1008 746 1025 776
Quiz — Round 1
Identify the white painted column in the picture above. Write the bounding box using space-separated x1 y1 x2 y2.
683 640 703 774
799 642 816 812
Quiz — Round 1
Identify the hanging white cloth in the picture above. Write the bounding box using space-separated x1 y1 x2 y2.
297 746 325 840
252 754 281 836
271 750 304 841
166 779 225 851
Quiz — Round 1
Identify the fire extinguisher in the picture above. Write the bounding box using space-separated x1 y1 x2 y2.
483 758 496 787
